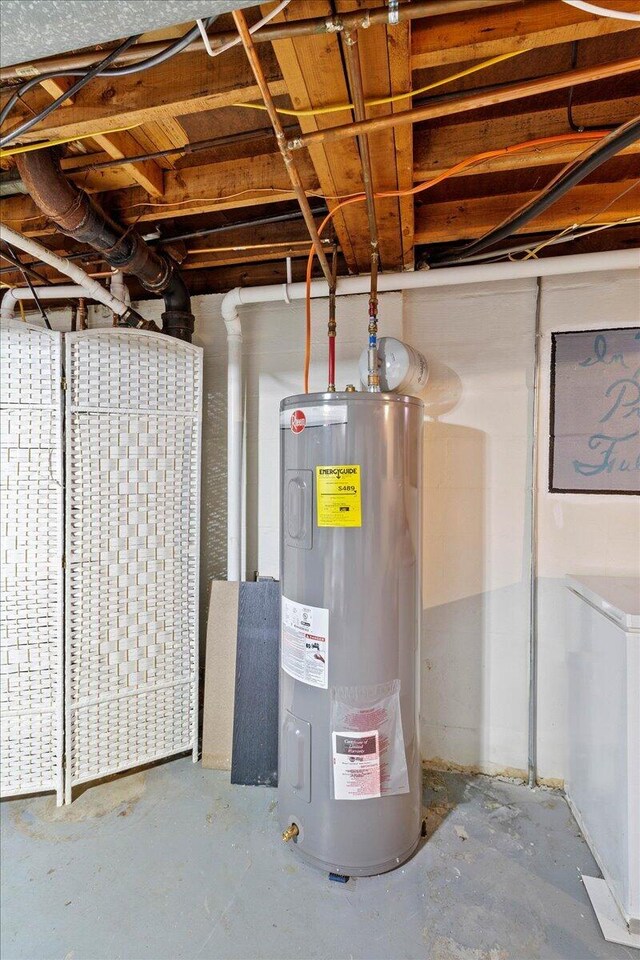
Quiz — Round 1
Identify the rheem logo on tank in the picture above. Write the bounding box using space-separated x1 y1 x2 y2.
290 410 306 434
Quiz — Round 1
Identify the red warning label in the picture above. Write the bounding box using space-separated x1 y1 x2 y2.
290 410 306 434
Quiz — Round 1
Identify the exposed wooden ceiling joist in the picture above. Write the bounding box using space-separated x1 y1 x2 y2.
0 46 288 144
413 94 640 180
1 151 320 236
415 178 640 244
410 0 640 69
91 131 164 197
337 0 415 271
0 0 638 289
262 0 373 272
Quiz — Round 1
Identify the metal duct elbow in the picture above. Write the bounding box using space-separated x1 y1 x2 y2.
17 149 194 341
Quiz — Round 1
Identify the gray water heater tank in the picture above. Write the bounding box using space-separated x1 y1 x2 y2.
279 391 423 877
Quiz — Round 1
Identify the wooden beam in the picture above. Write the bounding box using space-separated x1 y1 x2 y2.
411 0 640 69
337 0 414 271
0 46 287 145
91 131 164 197
415 179 640 244
33 81 164 197
183 243 313 270
290 55 640 150
53 150 141 192
0 151 320 236
180 217 330 269
39 76 75 102
131 119 189 170
262 0 371 272
388 19 415 270
413 95 640 180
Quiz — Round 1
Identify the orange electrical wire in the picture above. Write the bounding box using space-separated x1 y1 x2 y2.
303 130 610 392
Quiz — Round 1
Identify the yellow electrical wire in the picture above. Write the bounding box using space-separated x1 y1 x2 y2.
233 50 525 117
0 51 523 162
0 123 142 160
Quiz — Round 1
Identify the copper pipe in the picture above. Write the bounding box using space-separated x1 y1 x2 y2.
232 9 333 286
367 248 380 392
0 1 520 83
78 297 88 330
342 31 379 264
288 55 640 151
187 240 314 256
327 247 338 392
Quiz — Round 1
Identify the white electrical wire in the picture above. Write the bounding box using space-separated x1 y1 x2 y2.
197 0 292 58
561 0 640 21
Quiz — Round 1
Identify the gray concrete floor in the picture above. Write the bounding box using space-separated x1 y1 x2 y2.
1 758 636 960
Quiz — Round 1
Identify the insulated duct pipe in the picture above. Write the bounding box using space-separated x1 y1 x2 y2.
16 150 194 340
219 247 640 580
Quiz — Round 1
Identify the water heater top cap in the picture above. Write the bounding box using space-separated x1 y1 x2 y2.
280 390 424 411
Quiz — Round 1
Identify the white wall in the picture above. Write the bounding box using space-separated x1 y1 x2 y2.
134 268 639 782
36 264 621 782
535 271 640 781
405 279 537 777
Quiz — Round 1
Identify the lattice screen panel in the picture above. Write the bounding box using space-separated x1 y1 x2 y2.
65 330 202 800
0 321 64 802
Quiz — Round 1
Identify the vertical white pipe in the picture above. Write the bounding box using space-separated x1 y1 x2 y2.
221 290 244 582
528 278 543 788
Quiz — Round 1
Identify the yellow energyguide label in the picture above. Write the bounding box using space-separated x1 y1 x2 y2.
316 465 362 527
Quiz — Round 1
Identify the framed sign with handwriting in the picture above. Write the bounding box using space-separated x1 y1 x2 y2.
550 328 640 494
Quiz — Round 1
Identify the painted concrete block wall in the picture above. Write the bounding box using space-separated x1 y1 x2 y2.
125 266 638 781
535 271 640 782
404 279 537 778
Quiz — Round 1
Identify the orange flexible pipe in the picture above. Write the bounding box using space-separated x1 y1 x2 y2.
303 131 610 392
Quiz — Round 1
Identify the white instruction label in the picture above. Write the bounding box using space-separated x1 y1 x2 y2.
282 596 329 689
332 730 381 800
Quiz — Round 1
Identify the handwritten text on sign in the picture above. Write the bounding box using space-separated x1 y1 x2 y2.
550 328 640 494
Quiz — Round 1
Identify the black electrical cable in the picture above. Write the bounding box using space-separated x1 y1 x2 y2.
423 219 638 267
5 244 53 329
0 246 53 285
567 42 616 134
430 114 640 266
0 36 140 147
0 18 217 148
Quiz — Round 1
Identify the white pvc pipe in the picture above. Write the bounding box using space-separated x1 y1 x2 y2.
0 284 93 320
221 291 244 582
0 223 131 317
110 271 130 308
219 248 640 581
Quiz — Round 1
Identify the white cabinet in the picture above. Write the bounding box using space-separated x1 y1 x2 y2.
566 575 640 939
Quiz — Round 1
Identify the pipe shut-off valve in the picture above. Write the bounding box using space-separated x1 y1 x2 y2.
367 250 381 392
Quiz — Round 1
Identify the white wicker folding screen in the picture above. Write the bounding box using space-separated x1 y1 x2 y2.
64 330 202 802
0 321 64 804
